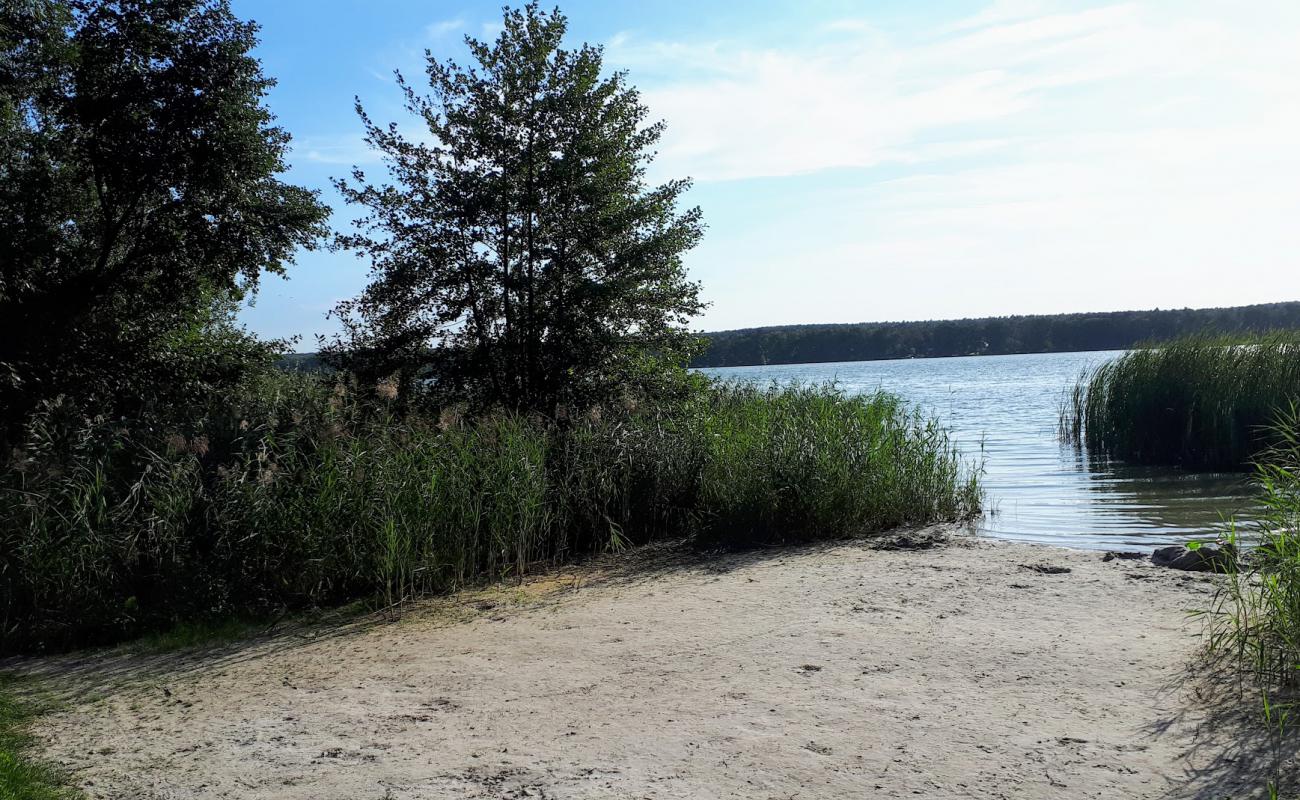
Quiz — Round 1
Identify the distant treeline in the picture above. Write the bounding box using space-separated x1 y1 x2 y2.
690 302 1300 368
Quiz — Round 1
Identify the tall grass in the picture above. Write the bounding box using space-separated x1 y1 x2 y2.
1205 404 1300 686
692 384 981 546
1062 332 1300 470
0 374 981 653
1201 406 1300 796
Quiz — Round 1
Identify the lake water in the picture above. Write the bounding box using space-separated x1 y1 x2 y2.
700 351 1255 551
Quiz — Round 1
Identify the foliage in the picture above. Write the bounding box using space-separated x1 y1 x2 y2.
1204 406 1300 687
1200 407 1300 797
693 302 1300 368
324 2 705 413
0 372 981 653
689 383 981 547
0 0 328 444
1061 332 1300 470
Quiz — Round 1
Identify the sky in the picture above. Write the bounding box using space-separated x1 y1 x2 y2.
230 0 1300 346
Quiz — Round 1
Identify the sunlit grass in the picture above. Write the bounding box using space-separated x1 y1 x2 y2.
0 374 982 654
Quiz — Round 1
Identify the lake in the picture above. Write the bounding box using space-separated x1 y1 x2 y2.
699 351 1255 551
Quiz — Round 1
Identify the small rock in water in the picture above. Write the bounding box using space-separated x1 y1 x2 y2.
1150 544 1235 572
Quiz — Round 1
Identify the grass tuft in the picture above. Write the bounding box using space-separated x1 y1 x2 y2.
0 676 75 800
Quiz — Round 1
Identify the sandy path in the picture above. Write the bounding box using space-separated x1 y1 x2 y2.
17 533 1275 799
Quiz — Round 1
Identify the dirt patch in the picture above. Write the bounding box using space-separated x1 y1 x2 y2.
11 533 1274 798
1019 562 1072 575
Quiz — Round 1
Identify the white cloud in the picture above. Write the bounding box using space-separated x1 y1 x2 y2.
609 2 1300 184
611 1 1300 328
937 0 1056 34
297 134 381 166
425 17 466 40
290 1 1300 333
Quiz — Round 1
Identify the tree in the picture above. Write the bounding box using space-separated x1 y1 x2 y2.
327 3 706 413
0 0 328 440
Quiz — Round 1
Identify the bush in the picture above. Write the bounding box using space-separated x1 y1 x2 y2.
0 373 981 653
1062 332 1300 470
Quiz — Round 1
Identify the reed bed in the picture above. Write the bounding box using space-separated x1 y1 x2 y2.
0 374 981 653
1062 332 1300 470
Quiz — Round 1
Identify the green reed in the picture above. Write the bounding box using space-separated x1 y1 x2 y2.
1204 406 1300 685
691 383 982 546
1062 332 1300 470
0 373 982 653
1199 406 1300 796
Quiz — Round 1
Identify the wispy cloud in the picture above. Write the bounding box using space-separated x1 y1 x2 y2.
602 1 1300 327
936 0 1056 34
285 1 1300 334
296 134 382 167
609 2 1300 184
425 17 467 40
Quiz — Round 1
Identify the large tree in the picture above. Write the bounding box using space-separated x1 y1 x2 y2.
0 0 328 438
327 3 705 412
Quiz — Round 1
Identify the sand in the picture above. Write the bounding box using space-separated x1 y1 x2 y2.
14 531 1285 799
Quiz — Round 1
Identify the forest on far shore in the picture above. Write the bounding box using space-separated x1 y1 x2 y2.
690 302 1300 368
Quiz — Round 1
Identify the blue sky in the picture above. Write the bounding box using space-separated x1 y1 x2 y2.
231 0 1300 346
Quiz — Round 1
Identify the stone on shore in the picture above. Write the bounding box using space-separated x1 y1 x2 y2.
1151 543 1235 572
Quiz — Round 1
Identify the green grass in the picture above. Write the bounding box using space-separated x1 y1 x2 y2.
0 374 982 654
1203 406 1300 687
0 677 75 800
1199 406 1300 797
689 383 982 547
129 617 269 654
1061 332 1300 470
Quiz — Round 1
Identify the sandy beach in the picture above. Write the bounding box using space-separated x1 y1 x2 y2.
16 531 1279 799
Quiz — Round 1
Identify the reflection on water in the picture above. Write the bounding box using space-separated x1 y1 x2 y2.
699 351 1256 551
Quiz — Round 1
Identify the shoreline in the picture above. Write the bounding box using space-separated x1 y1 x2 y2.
12 532 1282 799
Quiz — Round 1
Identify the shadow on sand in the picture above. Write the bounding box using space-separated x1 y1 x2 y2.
1 525 957 708
1149 651 1299 798
4 524 1291 798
